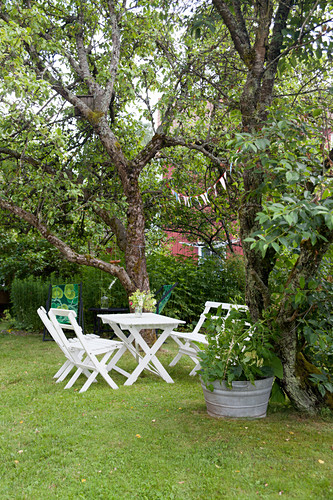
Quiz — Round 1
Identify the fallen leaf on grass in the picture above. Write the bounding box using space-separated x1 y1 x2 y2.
318 459 325 464
136 434 141 438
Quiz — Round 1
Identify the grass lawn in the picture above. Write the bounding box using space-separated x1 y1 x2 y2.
0 330 332 500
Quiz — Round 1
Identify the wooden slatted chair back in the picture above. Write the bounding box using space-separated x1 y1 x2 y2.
47 308 79 351
38 307 79 367
38 306 63 345
169 301 249 376
192 301 248 335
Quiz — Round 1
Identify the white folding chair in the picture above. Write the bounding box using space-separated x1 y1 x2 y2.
48 308 130 392
38 306 92 382
169 301 248 375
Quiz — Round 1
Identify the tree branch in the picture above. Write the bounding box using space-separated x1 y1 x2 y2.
0 196 133 290
259 0 294 113
212 0 251 62
104 0 122 104
93 206 127 252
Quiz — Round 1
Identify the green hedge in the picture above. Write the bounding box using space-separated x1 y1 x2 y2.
9 253 245 332
10 269 128 331
11 277 50 331
147 253 245 328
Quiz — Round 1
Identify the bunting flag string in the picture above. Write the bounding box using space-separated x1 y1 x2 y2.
170 172 227 206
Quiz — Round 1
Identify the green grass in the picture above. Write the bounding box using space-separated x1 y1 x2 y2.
0 331 332 500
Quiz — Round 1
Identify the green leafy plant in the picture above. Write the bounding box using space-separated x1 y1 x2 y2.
129 289 156 312
199 306 283 390
147 252 245 324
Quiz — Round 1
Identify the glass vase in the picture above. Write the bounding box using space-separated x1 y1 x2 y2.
101 295 109 309
134 306 143 317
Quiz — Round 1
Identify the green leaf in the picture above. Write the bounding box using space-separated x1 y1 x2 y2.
299 276 305 290
255 138 270 150
270 380 286 403
312 108 322 118
322 189 330 200
308 280 318 290
270 355 283 379
295 290 304 305
284 214 294 226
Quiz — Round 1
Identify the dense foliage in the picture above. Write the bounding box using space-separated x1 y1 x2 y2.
8 253 245 331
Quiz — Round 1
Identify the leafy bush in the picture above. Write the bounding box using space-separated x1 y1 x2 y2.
147 252 245 326
9 253 245 332
199 306 283 388
11 277 49 330
9 268 128 332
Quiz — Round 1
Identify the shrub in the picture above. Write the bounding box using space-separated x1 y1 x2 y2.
9 268 128 332
9 253 245 332
11 277 49 330
147 252 245 326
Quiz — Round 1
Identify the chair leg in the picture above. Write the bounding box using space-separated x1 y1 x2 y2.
189 363 201 376
106 347 131 378
169 352 183 367
64 368 83 389
56 363 76 383
53 360 71 379
98 370 119 391
78 370 99 393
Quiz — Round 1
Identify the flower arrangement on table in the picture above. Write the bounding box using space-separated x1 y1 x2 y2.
129 289 156 313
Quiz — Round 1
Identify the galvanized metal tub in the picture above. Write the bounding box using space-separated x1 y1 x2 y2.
201 377 274 418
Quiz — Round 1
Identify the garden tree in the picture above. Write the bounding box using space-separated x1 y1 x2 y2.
0 0 226 300
207 0 333 412
146 1 333 412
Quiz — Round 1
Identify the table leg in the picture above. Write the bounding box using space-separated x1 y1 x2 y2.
124 326 174 385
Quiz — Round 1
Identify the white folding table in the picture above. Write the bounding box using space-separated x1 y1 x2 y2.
98 312 185 385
